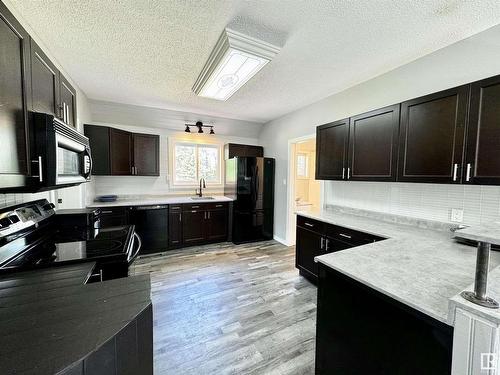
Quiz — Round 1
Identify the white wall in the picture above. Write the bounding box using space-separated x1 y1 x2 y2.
0 0 92 209
86 120 260 203
259 24 500 243
326 182 500 226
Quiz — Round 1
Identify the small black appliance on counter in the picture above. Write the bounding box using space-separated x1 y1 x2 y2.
0 200 141 282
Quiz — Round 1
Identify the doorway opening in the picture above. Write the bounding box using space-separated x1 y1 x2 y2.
286 134 321 246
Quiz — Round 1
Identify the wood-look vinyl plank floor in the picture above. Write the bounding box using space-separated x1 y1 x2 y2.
131 241 317 375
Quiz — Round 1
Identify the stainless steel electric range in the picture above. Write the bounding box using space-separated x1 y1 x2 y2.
0 199 141 282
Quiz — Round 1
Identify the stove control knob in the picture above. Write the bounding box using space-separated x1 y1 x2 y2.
43 203 55 211
8 215 20 224
0 217 11 228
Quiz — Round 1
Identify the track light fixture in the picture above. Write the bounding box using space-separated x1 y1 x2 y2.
184 121 215 135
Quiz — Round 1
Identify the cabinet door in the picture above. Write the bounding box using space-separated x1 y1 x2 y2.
168 206 183 249
225 143 263 159
0 2 31 189
295 226 323 281
182 209 206 245
398 86 469 183
348 105 400 181
207 209 228 241
98 207 128 227
110 128 132 175
316 119 349 180
30 39 60 118
59 74 77 127
464 75 500 185
133 133 159 176
84 125 110 175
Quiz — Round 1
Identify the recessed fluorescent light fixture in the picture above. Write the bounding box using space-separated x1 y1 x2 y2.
193 28 281 101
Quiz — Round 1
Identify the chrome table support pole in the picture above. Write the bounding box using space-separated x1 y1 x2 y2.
461 241 499 309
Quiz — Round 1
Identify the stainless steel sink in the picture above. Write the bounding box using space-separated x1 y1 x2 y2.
190 196 215 200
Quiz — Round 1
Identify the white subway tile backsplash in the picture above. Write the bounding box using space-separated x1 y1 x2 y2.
0 193 51 209
325 181 500 226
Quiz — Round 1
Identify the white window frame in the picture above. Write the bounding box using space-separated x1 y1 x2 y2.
169 138 223 188
296 152 309 179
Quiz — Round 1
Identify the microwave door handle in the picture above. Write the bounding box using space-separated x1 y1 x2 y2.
84 148 93 179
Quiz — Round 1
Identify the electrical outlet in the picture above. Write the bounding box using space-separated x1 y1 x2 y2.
450 208 464 223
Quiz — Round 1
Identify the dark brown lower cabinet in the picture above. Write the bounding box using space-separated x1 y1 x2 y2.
95 203 229 250
182 209 206 245
70 304 153 375
295 226 323 280
207 208 228 241
181 203 229 246
168 205 183 248
98 207 128 227
315 265 453 374
295 215 384 283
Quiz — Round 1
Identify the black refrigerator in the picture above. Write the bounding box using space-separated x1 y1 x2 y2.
225 157 275 244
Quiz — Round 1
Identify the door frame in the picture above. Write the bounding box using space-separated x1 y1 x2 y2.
286 133 323 246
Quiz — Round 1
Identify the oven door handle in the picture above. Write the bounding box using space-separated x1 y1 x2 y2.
128 232 142 262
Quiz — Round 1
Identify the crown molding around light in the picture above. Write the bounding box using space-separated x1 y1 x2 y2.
192 28 281 100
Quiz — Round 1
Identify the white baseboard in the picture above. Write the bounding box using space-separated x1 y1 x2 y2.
273 235 292 246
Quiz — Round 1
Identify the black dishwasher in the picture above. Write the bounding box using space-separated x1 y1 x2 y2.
129 205 168 255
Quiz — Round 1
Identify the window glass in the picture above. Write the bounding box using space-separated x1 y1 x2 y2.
172 141 221 185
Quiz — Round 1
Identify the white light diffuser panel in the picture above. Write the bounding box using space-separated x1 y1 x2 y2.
193 28 281 101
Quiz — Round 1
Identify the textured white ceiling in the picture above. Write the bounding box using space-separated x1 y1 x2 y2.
8 0 500 124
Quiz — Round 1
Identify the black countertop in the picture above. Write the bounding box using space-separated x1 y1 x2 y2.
0 263 151 374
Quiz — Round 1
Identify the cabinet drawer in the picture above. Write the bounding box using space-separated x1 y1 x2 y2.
297 215 324 233
206 202 227 210
97 206 128 227
325 224 383 246
183 203 207 211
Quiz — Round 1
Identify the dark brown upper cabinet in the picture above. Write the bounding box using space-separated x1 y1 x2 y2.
398 86 469 184
224 143 263 159
84 124 110 175
59 75 77 127
464 76 500 185
0 2 31 190
85 125 160 176
133 133 160 176
30 39 60 118
110 128 133 175
348 105 400 181
316 119 349 180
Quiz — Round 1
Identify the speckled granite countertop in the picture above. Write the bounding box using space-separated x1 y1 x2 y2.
87 195 233 208
296 208 500 326
0 263 151 374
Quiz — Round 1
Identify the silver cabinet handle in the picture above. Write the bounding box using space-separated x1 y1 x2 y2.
325 238 329 252
453 163 459 181
339 233 352 239
320 237 324 250
33 155 43 182
466 163 472 182
347 167 350 179
192 205 199 209
179 213 182 222
215 204 223 208
101 210 113 214
304 222 314 227
208 211 211 219
342 167 345 179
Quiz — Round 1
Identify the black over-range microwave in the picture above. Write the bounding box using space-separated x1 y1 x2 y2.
0 113 92 192
30 113 92 191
